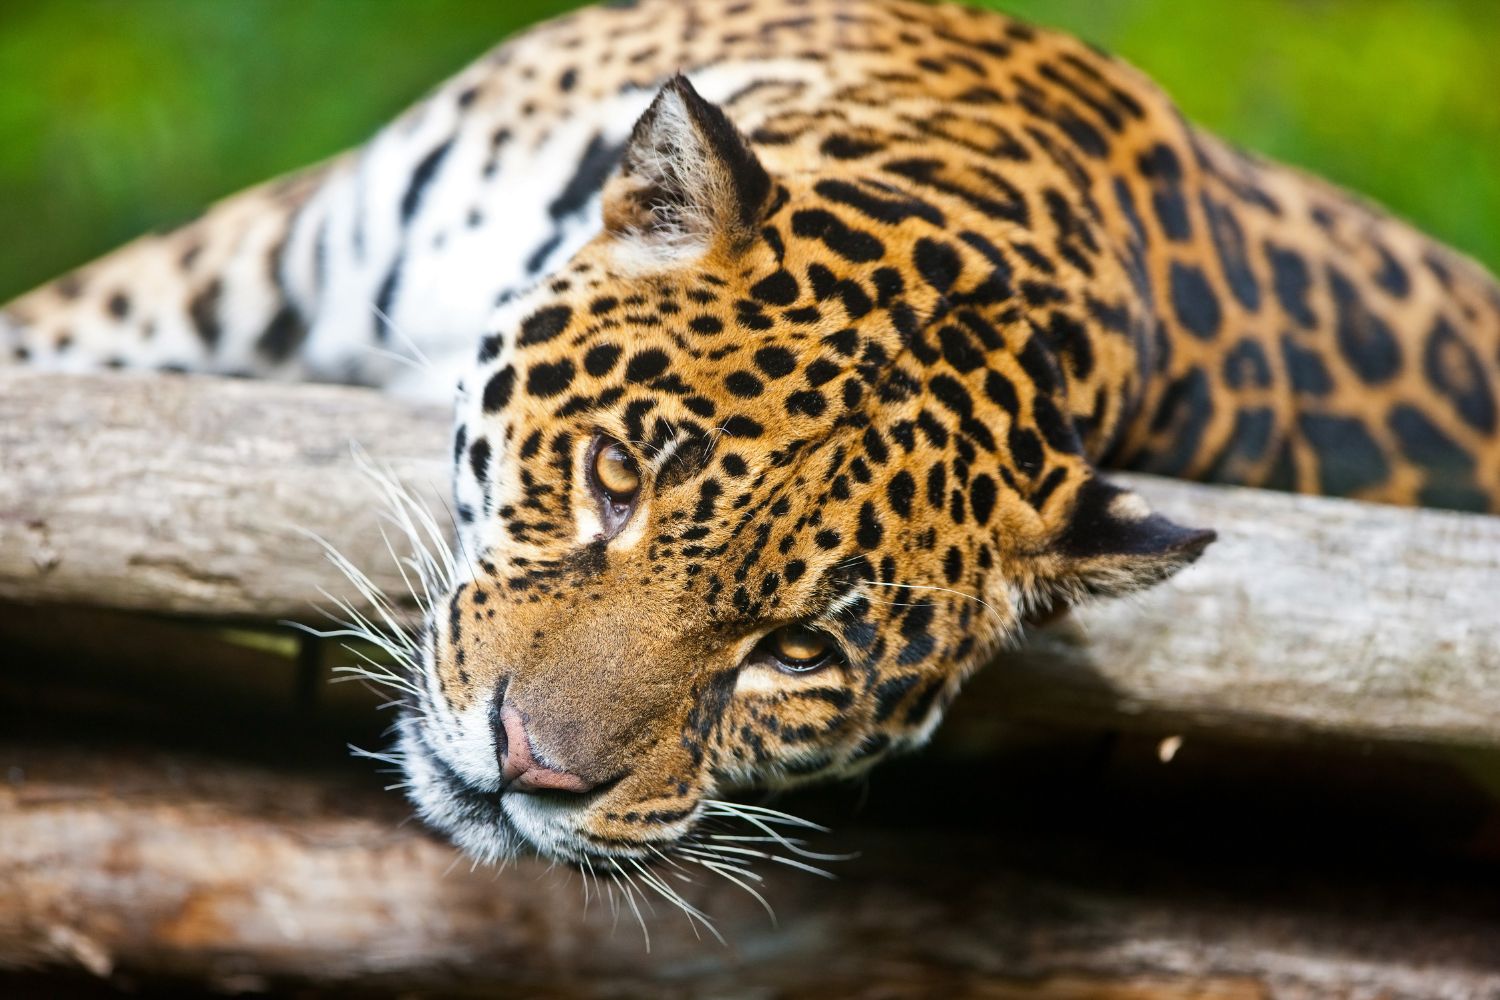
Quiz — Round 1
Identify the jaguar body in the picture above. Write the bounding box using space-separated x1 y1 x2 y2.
5 0 1498 874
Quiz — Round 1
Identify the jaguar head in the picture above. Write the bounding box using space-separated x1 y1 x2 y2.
395 77 1213 871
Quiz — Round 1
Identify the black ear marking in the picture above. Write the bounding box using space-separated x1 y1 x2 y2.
658 75 771 233
1059 475 1216 559
604 74 772 250
1051 475 1216 598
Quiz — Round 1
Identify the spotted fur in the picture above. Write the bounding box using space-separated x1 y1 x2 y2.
6 0 1498 871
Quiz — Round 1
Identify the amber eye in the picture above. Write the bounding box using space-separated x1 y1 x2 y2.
765 624 836 673
592 440 641 502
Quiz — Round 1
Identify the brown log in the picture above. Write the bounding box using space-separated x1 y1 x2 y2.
2 743 1498 997
0 371 448 621
971 477 1500 749
3 371 1500 750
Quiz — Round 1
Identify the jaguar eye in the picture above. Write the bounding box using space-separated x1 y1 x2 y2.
592 439 641 502
764 624 837 673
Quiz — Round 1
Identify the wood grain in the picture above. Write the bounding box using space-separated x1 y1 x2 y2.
4 371 1498 748
0 371 448 620
3 745 1497 997
984 481 1500 748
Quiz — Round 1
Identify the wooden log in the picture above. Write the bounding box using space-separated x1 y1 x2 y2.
3 743 1498 997
968 480 1500 749
3 371 1499 748
0 371 448 621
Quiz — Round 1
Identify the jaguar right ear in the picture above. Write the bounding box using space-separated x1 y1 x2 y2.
1029 474 1217 609
601 74 773 262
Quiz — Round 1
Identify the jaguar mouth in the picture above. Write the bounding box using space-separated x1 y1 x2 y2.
392 710 850 944
396 710 661 866
395 708 843 865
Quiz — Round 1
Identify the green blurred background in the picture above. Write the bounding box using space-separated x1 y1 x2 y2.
1 0 1496 301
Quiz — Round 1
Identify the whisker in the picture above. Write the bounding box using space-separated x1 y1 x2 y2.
347 743 407 766
701 799 829 831
676 847 762 881
368 304 434 373
610 870 651 951
649 845 698 880
629 858 723 945
690 843 837 879
860 579 1009 630
579 855 594 911
682 855 777 926
706 834 855 863
364 343 433 373
284 445 470 801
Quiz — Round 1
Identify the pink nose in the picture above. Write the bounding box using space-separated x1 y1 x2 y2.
496 705 597 794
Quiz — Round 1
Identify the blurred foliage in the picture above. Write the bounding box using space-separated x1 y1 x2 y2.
1 0 1496 301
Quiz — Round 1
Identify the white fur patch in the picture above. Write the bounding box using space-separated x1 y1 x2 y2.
1108 490 1154 522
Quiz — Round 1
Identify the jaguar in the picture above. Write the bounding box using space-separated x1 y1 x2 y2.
5 0 1497 916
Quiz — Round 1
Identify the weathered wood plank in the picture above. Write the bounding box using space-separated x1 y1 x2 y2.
0 371 447 620
3 744 1497 997
3 371 1499 747
979 480 1500 748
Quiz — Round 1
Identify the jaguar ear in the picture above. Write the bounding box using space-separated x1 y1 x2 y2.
602 74 772 262
1032 474 1216 608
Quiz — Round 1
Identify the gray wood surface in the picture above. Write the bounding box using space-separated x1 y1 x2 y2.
4 371 1499 748
985 482 1500 748
0 371 449 619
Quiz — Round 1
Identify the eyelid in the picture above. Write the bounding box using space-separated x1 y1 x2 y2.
811 610 862 669
828 585 864 610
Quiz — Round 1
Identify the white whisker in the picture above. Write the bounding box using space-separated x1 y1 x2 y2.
859 578 1009 630
610 870 651 951
682 855 777 925
368 304 434 373
629 858 722 944
690 842 837 879
702 799 828 831
285 443 467 803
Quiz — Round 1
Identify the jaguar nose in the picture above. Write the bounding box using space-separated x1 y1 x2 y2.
494 704 597 794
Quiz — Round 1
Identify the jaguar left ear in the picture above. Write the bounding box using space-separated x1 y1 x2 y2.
602 74 772 260
1033 474 1217 606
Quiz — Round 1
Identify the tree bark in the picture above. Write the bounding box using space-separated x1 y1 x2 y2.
3 370 1499 749
3 744 1497 998
0 371 447 621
